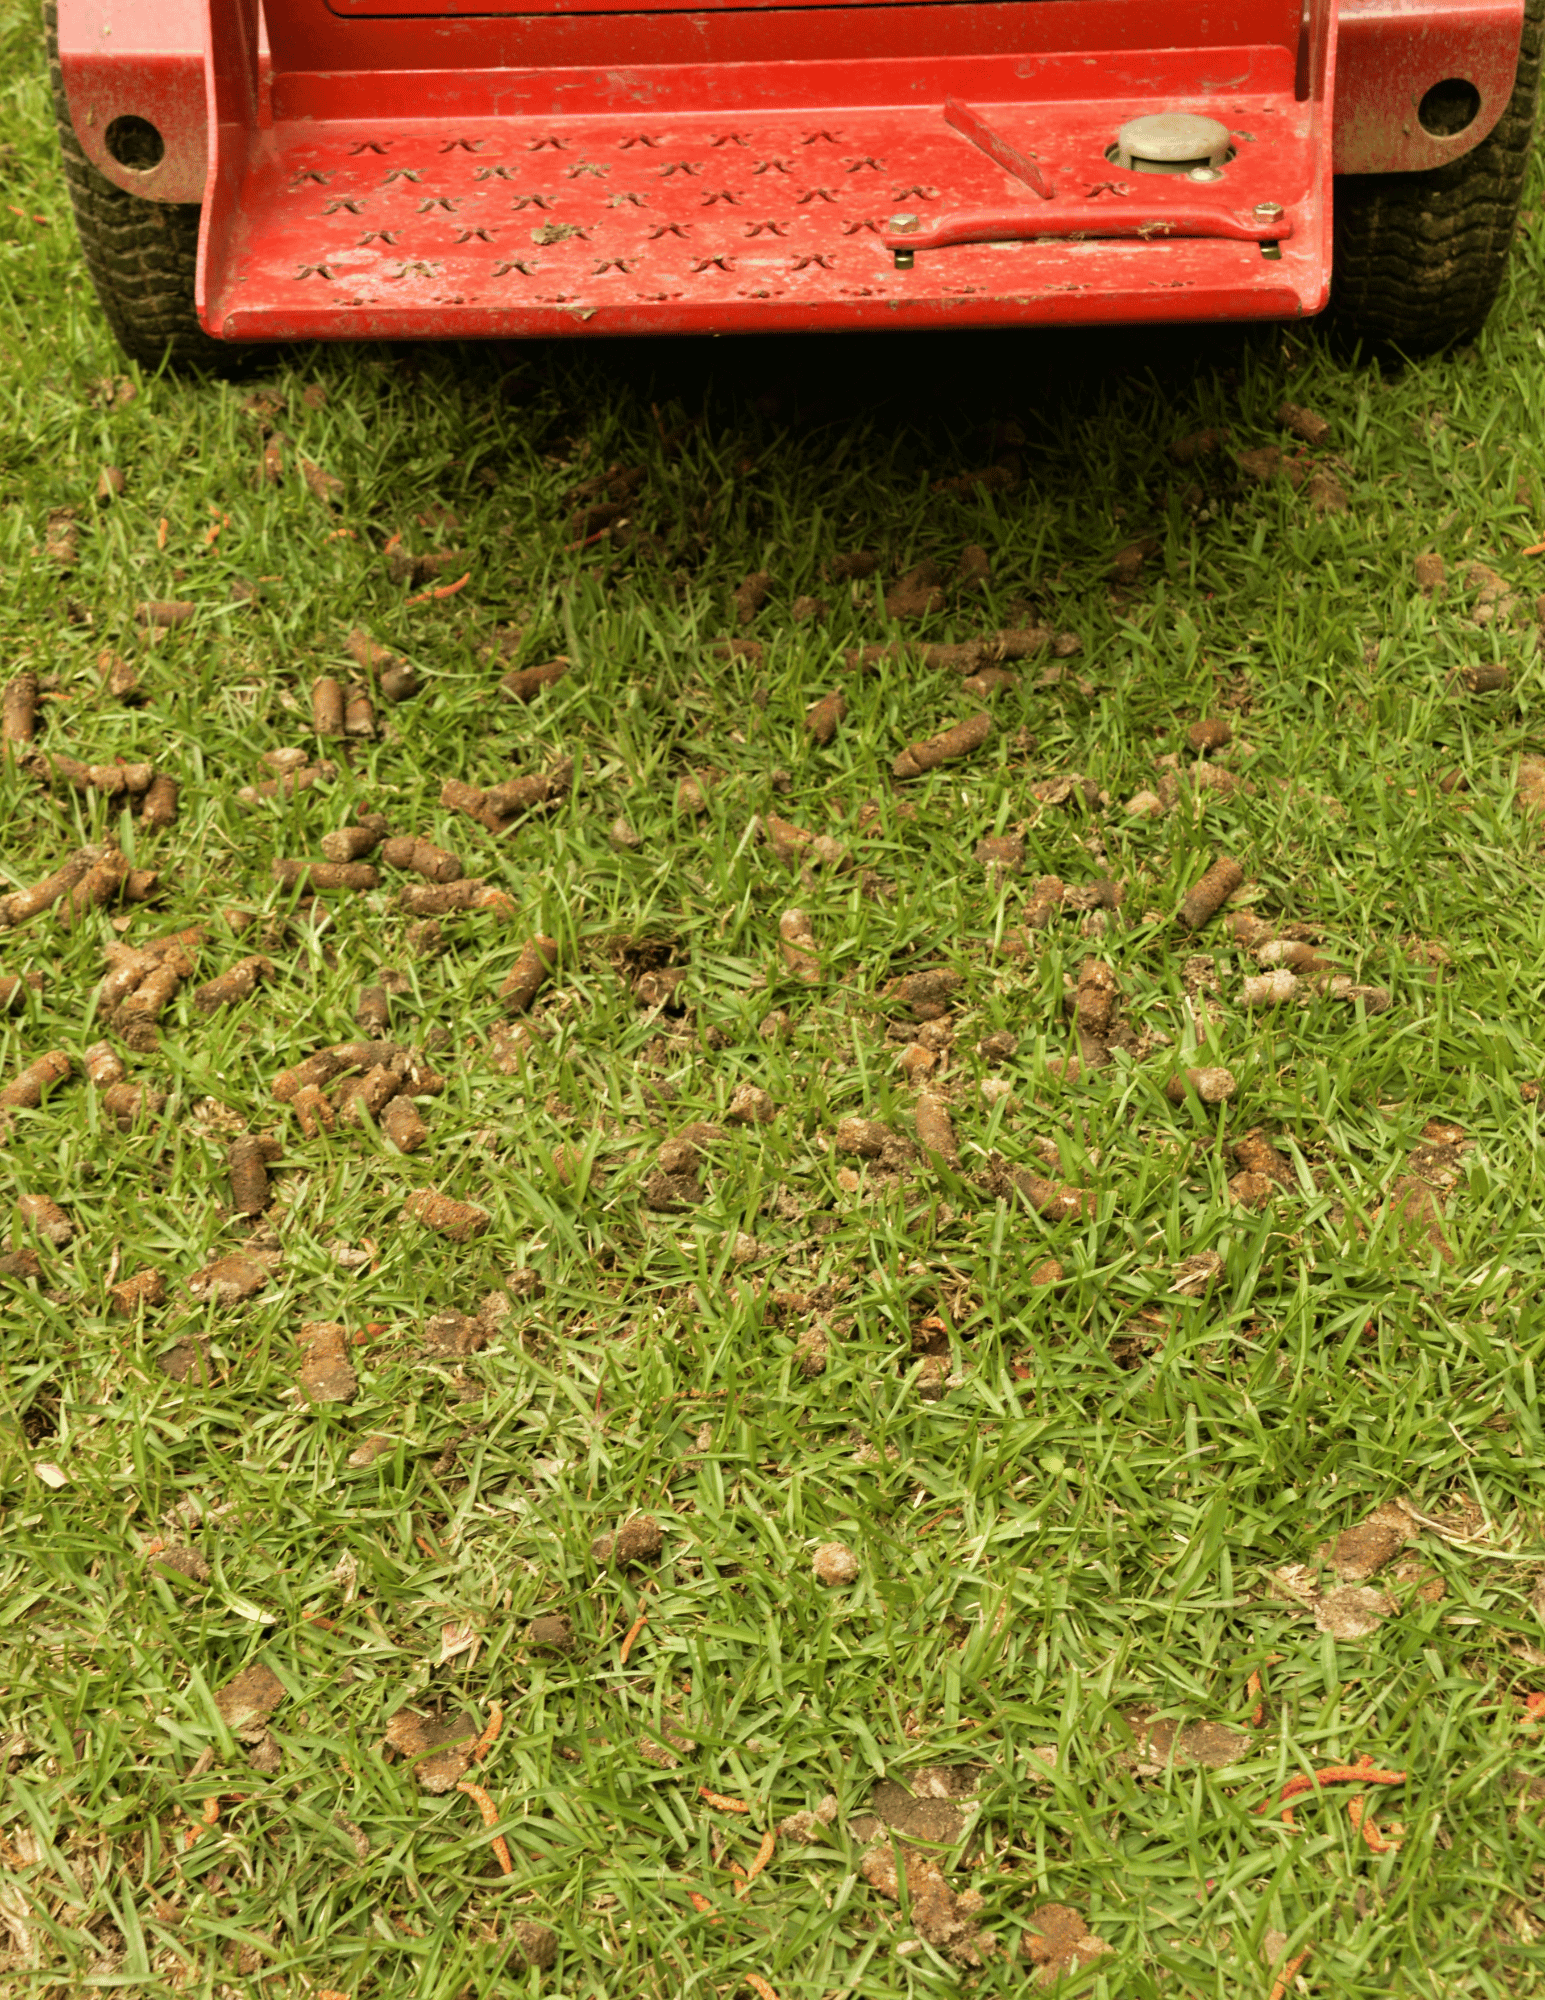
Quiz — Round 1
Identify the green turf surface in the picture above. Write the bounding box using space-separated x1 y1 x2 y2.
8 3 1545 1994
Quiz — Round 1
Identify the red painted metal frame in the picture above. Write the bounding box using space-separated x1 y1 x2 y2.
1336 0 1523 170
51 0 1526 341
57 0 208 202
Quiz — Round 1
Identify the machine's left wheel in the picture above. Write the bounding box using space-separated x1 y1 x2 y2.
46 0 234 372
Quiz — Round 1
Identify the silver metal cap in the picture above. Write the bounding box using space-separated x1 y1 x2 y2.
1115 113 1232 171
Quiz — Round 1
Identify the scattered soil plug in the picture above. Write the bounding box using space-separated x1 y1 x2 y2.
914 1092 960 1166
806 691 845 744
500 935 559 1014
1179 855 1243 929
228 1135 274 1214
271 860 379 893
298 1321 358 1404
192 955 271 1012
778 908 821 983
381 836 463 884
500 658 569 701
893 711 992 780
140 773 179 828
1165 1066 1237 1105
381 1094 428 1152
312 678 345 736
813 1543 859 1585
17 1193 72 1245
404 1188 491 1241
3 672 38 751
1 1050 72 1110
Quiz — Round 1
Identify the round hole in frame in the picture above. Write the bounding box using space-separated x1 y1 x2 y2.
104 115 166 172
1418 78 1482 137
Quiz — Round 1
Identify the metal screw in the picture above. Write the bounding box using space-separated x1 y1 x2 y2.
894 250 915 270
1253 200 1284 222
889 212 919 233
1187 166 1223 183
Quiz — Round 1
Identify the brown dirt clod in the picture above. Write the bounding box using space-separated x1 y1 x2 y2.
192 955 271 1013
1164 1066 1237 1105
187 1252 272 1304
611 1516 665 1566
135 600 195 628
298 1320 358 1405
100 1080 166 1127
805 689 845 744
1414 551 1445 595
228 1135 272 1214
859 1841 991 1964
236 763 335 808
983 1153 1095 1223
835 1116 896 1160
1277 400 1332 448
397 878 511 917
1170 428 1228 464
893 710 992 780
382 1708 478 1793
1179 855 1243 929
1074 958 1120 1038
734 569 771 623
813 1541 859 1585
726 1083 777 1125
109 1267 165 1314
0 971 44 1014
885 559 947 619
1318 1500 1414 1583
778 908 821 983
403 1188 491 1242
500 657 569 702
320 821 388 864
2 672 38 750
500 935 560 1015
138 772 179 828
311 677 345 737
528 1613 574 1654
272 859 378 894
380 1093 428 1153
1 1049 72 1110
343 687 376 738
381 836 463 884
914 1092 959 1166
1022 1906 1113 1985
17 1192 72 1245
1187 717 1232 754
1233 1128 1294 1186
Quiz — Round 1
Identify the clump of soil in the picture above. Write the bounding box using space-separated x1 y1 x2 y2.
812 1541 859 1585
893 712 991 780
381 1707 479 1792
593 1515 664 1567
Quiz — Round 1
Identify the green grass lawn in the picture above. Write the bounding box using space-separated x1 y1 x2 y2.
10 5 1545 1996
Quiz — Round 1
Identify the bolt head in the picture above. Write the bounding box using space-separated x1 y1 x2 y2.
890 213 919 233
1253 200 1284 221
1187 166 1223 183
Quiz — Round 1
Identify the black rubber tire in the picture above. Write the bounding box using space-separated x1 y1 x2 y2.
45 0 234 372
1329 0 1544 353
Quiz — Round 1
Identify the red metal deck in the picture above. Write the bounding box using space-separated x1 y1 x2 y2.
200 54 1328 338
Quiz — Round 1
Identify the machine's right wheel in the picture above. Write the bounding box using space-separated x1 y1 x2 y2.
1329 0 1543 354
45 0 232 372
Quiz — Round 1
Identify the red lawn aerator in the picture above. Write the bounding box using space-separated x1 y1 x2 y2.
48 0 1540 368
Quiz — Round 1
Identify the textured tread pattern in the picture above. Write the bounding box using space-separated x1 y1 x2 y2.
45 0 232 372
1331 0 1544 352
